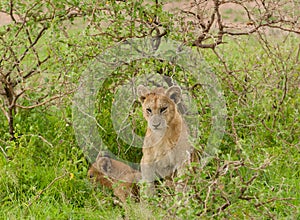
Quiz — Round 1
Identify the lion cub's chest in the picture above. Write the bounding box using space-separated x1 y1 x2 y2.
142 134 178 163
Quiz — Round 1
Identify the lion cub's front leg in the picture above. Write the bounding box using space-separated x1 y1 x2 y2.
140 161 156 197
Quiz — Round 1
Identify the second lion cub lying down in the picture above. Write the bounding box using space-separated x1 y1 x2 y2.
88 154 141 203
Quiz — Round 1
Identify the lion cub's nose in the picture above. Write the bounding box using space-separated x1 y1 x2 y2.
153 122 161 129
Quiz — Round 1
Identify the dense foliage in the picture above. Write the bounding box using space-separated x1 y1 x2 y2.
0 0 299 219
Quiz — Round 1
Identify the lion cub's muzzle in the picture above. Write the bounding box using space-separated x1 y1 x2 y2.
149 115 166 131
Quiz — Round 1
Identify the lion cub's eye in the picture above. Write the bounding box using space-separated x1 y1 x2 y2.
160 107 167 113
146 108 152 114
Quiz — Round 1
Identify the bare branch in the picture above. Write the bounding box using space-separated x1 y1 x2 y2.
26 171 69 208
255 197 296 208
15 90 75 109
10 26 48 73
9 0 16 23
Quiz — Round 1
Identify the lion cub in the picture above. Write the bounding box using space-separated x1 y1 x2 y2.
137 85 194 193
88 154 141 202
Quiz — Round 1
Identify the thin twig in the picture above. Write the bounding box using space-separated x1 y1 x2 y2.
27 171 69 208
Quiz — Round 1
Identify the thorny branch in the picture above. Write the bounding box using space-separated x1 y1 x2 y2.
192 157 287 217
178 0 300 48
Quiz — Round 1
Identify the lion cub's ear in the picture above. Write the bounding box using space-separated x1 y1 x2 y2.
166 86 182 104
137 85 150 103
96 157 112 173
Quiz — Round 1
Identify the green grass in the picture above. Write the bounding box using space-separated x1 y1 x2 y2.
0 4 299 219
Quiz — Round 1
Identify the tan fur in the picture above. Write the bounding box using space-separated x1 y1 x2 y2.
88 155 141 202
137 85 193 192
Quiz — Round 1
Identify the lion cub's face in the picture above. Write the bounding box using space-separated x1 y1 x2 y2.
88 156 141 183
137 85 181 133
